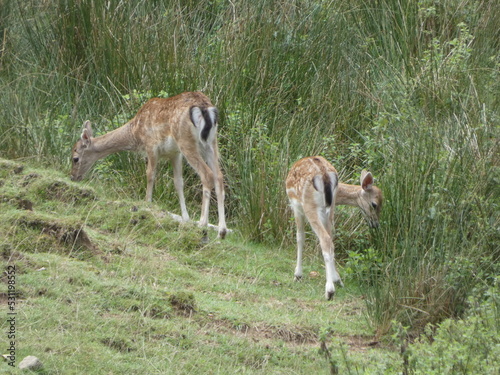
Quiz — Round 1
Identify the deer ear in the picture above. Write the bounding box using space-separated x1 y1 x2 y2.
361 170 374 191
83 120 93 137
81 120 93 147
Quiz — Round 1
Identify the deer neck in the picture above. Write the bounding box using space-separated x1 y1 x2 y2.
336 183 362 207
91 123 136 158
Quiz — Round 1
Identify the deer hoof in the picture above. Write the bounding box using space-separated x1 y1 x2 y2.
218 228 227 240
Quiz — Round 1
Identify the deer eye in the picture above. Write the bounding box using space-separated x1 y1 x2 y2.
73 157 79 164
371 202 378 209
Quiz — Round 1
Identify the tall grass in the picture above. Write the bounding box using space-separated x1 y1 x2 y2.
0 0 498 334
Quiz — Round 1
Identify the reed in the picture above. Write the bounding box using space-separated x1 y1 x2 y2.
0 0 498 334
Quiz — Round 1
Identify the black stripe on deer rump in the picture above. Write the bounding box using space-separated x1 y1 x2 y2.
312 172 338 207
190 106 218 141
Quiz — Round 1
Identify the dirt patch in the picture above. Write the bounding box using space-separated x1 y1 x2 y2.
342 334 381 351
100 338 136 353
202 317 318 345
43 181 97 203
20 173 41 187
1 246 25 262
16 198 33 210
200 314 381 352
0 194 34 210
42 223 95 250
0 159 24 175
18 217 98 256
168 291 197 316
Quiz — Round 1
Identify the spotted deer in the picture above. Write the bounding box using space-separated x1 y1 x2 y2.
71 91 227 239
285 156 383 299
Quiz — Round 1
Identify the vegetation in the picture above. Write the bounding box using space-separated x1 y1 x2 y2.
406 280 499 374
1 159 400 373
1 0 498 373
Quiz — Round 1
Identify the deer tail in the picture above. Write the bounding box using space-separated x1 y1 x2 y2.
190 106 218 142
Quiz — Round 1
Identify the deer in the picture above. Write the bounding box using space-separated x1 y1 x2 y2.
70 91 227 239
285 156 383 300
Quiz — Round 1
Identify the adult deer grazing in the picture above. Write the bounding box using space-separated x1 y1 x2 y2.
286 156 383 299
71 91 227 239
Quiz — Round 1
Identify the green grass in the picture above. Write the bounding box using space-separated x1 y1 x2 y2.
1 159 400 374
0 0 499 365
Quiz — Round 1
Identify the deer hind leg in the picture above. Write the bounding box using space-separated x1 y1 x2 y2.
306 208 341 300
326 204 343 288
172 153 189 221
193 160 213 228
290 202 306 281
204 144 227 239
180 151 217 230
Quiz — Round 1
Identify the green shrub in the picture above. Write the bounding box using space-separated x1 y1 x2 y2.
344 247 383 285
406 279 500 374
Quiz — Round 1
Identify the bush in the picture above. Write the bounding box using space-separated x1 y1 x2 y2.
406 279 500 374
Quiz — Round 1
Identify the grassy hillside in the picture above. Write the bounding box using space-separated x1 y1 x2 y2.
1 158 402 374
2 159 498 373
0 0 499 370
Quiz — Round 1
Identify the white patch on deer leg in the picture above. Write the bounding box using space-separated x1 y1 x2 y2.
295 215 305 280
215 177 226 238
323 250 337 300
313 213 340 299
172 154 189 221
289 199 305 280
294 227 305 280
205 147 227 237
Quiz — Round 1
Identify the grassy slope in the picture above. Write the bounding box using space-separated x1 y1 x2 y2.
1 158 400 374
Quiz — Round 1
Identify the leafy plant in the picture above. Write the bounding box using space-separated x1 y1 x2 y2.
406 279 500 374
344 247 384 285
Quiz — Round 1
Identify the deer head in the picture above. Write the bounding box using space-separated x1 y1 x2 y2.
357 170 383 228
70 121 97 181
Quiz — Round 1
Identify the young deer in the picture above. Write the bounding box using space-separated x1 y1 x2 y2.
71 91 227 239
286 156 383 299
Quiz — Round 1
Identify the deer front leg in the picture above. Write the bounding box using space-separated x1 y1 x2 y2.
172 153 190 221
145 153 158 202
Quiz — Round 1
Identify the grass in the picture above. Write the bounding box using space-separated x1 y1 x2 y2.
1 158 401 374
0 0 499 365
